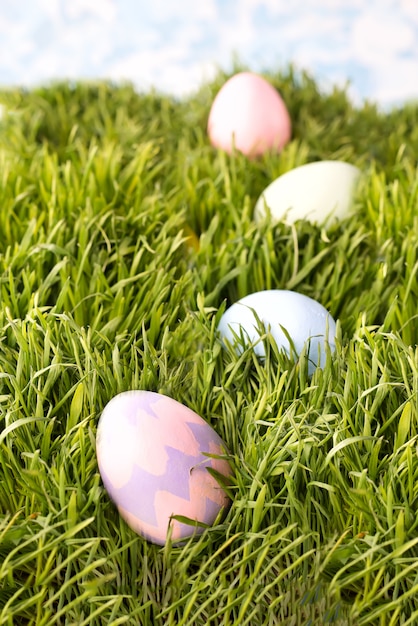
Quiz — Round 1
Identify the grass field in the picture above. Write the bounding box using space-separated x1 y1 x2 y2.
0 65 417 625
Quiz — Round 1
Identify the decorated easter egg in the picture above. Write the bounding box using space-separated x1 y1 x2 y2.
218 289 336 374
96 391 231 545
207 72 291 157
254 160 361 225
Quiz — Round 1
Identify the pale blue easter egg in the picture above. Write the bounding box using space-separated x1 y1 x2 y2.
218 289 336 374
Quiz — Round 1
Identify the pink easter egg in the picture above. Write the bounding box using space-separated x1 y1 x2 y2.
96 391 232 545
207 72 291 158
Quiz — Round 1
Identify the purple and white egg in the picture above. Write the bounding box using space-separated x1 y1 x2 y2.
96 391 232 545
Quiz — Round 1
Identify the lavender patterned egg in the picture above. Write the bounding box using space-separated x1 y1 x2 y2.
96 391 232 546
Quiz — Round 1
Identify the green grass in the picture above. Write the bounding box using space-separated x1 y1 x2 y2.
0 64 417 624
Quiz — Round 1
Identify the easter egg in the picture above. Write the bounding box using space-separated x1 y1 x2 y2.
96 391 232 545
254 160 361 225
218 289 336 374
207 72 291 158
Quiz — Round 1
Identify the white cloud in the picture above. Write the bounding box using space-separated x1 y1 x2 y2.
0 0 418 106
373 57 418 105
278 13 347 45
150 0 218 21
107 48 186 88
107 46 218 95
307 0 365 7
64 0 117 23
0 17 35 70
399 0 418 24
352 10 415 65
169 22 206 48
210 6 256 57
37 0 61 22
155 60 219 95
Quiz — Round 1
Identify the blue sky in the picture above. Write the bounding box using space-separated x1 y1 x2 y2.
0 0 417 107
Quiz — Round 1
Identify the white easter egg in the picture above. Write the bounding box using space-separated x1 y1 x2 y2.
254 160 361 225
218 289 336 374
